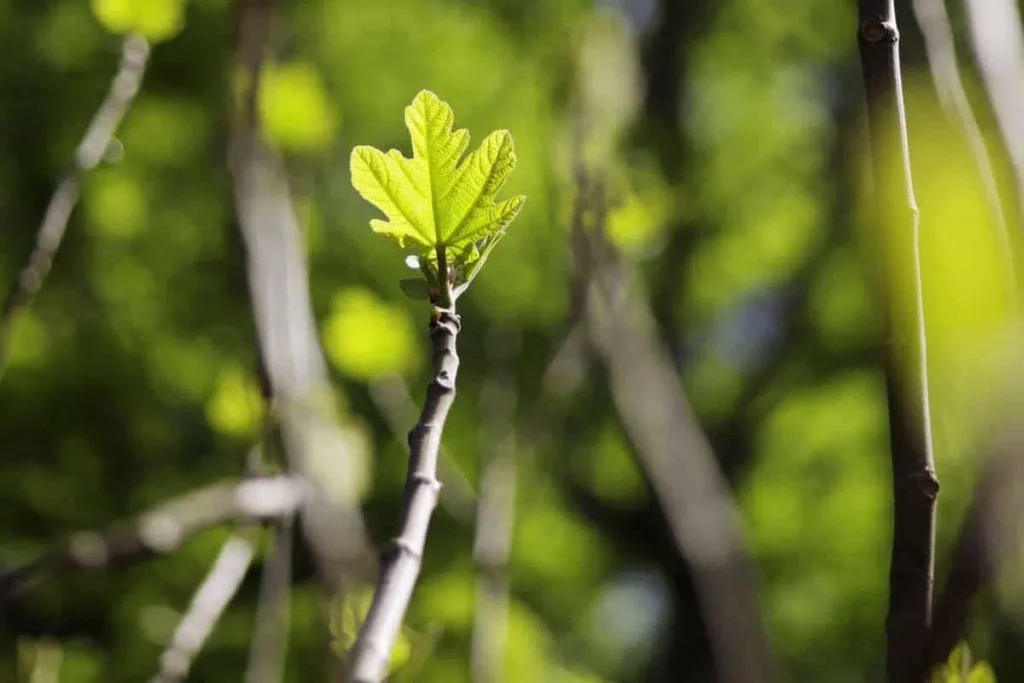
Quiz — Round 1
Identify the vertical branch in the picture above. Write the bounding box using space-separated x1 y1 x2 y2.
229 0 371 593
964 0 1024 223
0 34 149 382
346 307 461 683
913 0 1017 287
572 170 771 682
856 3 939 681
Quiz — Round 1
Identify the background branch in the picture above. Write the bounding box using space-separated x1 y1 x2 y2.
913 0 1016 286
964 0 1024 225
229 0 371 595
0 476 306 607
151 532 258 683
577 182 772 683
0 34 149 382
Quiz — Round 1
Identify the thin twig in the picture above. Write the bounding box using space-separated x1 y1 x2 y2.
346 305 462 683
152 532 258 683
0 475 307 606
856 3 939 680
912 0 1017 289
0 34 149 382
964 0 1024 225
245 515 295 683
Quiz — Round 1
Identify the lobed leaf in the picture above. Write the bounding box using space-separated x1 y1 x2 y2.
350 90 525 257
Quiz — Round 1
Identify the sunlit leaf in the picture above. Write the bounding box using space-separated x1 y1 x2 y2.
350 90 525 289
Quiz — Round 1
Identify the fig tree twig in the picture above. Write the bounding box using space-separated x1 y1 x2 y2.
856 3 939 680
346 299 461 683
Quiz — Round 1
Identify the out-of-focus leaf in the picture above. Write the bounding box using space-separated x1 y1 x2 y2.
259 61 337 152
322 287 420 380
90 0 185 42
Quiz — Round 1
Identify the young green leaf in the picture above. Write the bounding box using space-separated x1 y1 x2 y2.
349 90 525 297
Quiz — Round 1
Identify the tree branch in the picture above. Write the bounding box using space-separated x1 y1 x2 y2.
0 476 306 606
229 0 372 593
964 0 1024 224
245 515 295 683
346 307 461 683
573 177 772 682
856 3 939 680
151 532 257 683
0 34 149 383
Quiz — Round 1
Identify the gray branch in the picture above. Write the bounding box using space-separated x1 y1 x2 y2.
152 533 257 683
0 476 307 603
0 34 149 382
964 0 1024 221
346 309 461 683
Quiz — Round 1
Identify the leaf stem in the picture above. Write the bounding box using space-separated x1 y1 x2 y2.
346 306 461 682
435 245 454 309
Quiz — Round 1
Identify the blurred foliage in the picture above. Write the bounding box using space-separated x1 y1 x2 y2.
0 0 1022 681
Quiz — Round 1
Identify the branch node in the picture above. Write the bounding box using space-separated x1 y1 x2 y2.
861 18 899 43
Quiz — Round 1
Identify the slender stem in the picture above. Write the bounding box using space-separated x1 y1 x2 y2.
346 306 461 683
152 532 257 683
245 516 295 683
856 3 939 681
0 34 149 383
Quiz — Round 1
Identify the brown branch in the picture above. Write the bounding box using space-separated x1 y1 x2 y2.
856 3 939 680
346 307 461 682
0 34 149 383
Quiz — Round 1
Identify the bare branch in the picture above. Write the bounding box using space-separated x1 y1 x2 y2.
346 308 462 683
245 516 295 683
0 476 306 605
570 170 771 682
368 375 478 523
152 533 257 683
0 34 149 382
964 0 1024 221
856 3 939 679
913 0 1016 287
229 0 372 592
